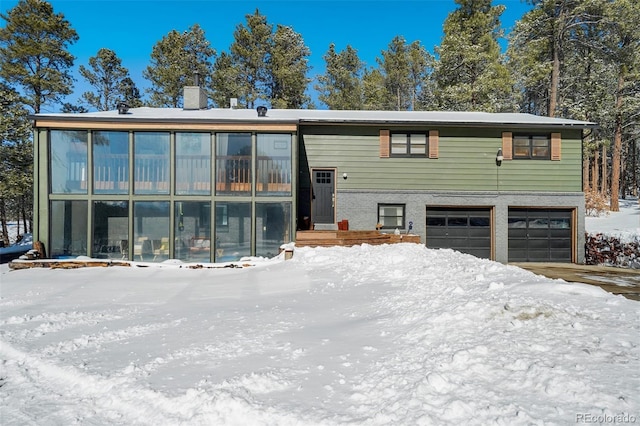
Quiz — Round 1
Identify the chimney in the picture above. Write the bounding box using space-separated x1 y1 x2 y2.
183 71 207 110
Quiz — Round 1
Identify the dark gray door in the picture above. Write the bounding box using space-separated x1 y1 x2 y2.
426 207 492 259
312 169 335 224
508 208 573 262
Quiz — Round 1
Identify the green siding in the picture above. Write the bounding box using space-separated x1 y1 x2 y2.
300 126 583 192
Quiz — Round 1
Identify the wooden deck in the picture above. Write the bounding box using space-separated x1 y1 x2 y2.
295 230 421 247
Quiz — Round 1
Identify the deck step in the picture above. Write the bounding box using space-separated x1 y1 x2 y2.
295 231 420 247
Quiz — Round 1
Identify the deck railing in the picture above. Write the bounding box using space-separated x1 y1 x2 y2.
88 154 291 194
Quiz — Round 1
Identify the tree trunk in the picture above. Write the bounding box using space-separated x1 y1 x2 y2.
633 139 638 197
600 144 607 195
0 198 9 246
21 202 28 236
610 74 624 212
592 149 599 191
582 152 590 191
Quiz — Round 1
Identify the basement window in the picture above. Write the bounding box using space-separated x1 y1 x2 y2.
378 204 406 229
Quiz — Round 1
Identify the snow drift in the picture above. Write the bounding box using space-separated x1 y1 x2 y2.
1 243 638 425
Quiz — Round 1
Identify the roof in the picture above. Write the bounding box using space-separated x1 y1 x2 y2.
33 107 597 129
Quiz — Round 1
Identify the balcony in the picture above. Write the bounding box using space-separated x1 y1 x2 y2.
88 155 291 194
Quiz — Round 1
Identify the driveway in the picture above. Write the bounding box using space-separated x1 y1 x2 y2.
512 263 640 301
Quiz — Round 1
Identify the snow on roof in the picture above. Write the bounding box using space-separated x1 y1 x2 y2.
35 107 597 128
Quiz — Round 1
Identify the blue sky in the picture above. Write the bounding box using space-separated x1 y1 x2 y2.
2 0 532 109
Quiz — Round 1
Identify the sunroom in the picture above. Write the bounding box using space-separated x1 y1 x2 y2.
37 126 295 262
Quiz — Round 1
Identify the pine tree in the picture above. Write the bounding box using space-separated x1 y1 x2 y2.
602 0 640 210
210 52 243 108
79 48 138 111
377 37 433 111
119 77 144 108
229 9 273 109
433 0 514 112
315 44 365 110
362 68 386 111
269 24 312 109
0 83 32 243
143 24 215 108
378 36 411 110
508 0 585 117
0 0 78 113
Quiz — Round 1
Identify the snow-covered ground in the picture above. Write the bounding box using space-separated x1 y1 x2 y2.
586 197 640 243
1 202 639 425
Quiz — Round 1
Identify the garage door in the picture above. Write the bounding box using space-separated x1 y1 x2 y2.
508 208 573 262
425 207 492 259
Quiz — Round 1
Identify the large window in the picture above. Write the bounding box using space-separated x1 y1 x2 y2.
92 201 129 259
175 201 211 262
216 133 252 195
256 202 291 258
133 201 170 262
50 130 88 194
50 200 88 258
513 135 550 159
378 204 406 230
215 202 251 261
134 132 170 194
391 133 427 157
176 132 211 195
93 131 129 194
257 134 292 195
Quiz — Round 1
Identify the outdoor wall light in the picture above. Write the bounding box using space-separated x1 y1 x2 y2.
343 172 348 180
496 148 504 167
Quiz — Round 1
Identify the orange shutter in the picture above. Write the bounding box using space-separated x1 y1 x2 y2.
380 130 390 158
551 132 561 160
502 132 513 160
429 130 439 159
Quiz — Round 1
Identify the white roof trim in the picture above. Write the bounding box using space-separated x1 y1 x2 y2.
34 107 597 128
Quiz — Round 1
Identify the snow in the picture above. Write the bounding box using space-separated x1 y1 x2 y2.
1 204 639 425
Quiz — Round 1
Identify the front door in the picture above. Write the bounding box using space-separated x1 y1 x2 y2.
312 169 335 225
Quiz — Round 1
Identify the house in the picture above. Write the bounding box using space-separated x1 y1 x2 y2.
30 87 596 263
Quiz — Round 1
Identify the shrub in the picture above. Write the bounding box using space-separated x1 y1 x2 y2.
585 190 609 217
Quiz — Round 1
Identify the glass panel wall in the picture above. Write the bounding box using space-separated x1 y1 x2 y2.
92 201 129 259
176 132 211 195
256 202 291 258
50 130 88 194
93 131 129 194
175 201 211 262
256 134 292 196
216 133 252 195
50 200 88 257
215 202 251 261
133 201 170 262
134 132 170 194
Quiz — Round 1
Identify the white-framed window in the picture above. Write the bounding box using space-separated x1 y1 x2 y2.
378 204 406 229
